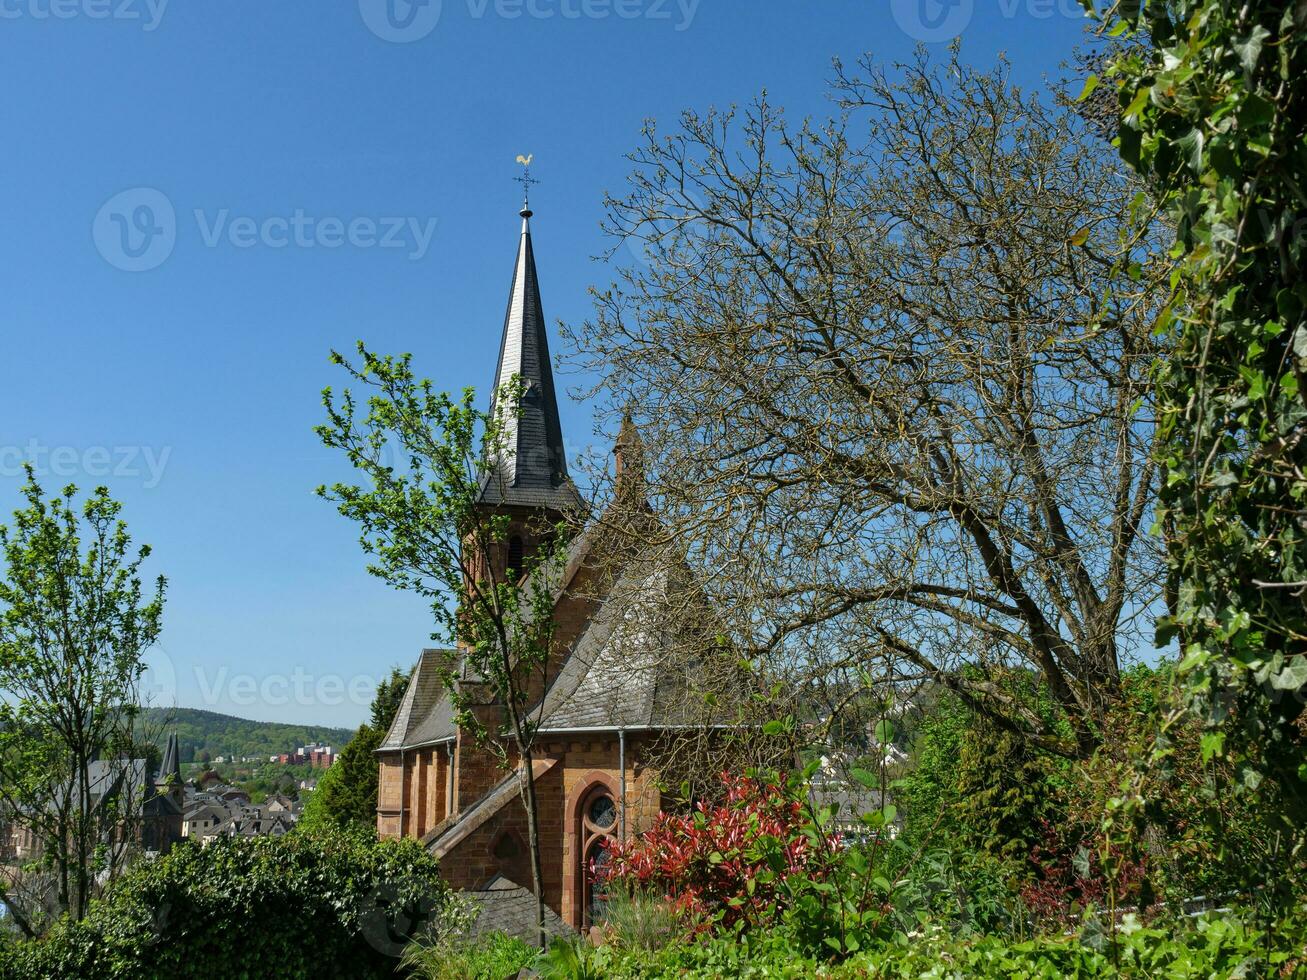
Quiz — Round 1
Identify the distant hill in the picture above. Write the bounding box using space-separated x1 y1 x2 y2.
140 707 356 765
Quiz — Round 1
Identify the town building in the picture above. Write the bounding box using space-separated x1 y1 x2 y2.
5 733 185 861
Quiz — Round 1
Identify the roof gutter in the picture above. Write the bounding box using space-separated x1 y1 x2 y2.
374 735 456 755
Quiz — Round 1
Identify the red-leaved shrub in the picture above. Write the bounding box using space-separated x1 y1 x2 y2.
599 772 840 931
1019 819 1150 928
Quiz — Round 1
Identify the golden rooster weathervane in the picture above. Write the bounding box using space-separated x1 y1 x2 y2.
514 154 538 213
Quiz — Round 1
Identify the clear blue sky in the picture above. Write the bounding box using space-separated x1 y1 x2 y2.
0 0 1093 726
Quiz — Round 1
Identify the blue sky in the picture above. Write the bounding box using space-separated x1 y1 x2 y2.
0 0 1094 726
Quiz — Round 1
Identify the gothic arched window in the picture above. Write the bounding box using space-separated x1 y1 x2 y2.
579 788 617 928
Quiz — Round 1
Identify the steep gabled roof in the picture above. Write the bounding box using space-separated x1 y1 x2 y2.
378 649 459 752
159 732 180 785
380 496 718 752
479 207 582 513
534 560 701 732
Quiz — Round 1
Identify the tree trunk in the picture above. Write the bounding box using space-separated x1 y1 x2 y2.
517 741 548 950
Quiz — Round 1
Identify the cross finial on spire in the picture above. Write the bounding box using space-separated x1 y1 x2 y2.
514 153 538 217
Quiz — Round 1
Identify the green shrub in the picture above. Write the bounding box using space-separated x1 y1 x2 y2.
582 908 1307 979
0 826 449 979
595 888 680 951
401 929 535 980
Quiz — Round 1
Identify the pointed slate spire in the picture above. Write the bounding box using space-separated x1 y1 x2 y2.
481 204 581 512
158 732 180 786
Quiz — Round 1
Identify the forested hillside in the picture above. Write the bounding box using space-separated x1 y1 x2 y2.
139 707 354 765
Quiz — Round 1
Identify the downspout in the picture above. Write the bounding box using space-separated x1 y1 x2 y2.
618 727 627 841
446 742 456 818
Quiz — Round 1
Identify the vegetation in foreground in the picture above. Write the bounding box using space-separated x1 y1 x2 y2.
0 828 448 980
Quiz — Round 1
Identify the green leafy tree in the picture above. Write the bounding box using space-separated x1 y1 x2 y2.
892 692 969 850
317 345 573 948
0 471 166 931
369 666 408 732
298 727 385 834
1087 0 1307 811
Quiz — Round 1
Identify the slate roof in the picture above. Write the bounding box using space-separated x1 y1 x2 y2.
378 648 459 751
479 208 583 514
468 875 572 943
379 551 700 752
808 779 889 829
535 562 698 732
159 733 180 784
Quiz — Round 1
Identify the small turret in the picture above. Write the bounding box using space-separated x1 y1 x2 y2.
613 410 646 504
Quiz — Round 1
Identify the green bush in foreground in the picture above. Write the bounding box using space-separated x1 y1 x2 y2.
553 909 1305 979
402 928 536 980
0 827 449 980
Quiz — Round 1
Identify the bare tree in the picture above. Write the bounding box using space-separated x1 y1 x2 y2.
566 48 1169 760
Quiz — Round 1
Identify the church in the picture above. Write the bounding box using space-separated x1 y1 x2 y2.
375 199 709 936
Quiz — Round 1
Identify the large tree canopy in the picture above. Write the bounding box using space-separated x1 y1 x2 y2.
568 50 1170 758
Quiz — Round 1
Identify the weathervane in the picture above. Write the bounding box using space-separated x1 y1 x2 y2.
514 153 538 215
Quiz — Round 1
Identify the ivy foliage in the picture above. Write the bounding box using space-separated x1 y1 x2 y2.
1085 0 1307 816
0 828 447 980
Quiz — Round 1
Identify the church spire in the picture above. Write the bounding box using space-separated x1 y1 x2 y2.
159 731 179 782
480 197 580 513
